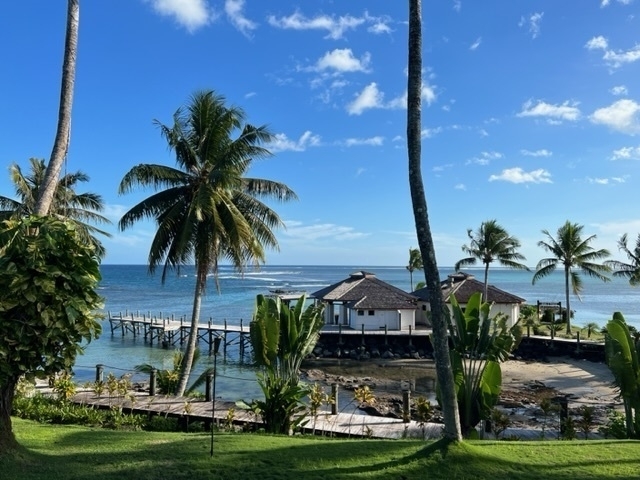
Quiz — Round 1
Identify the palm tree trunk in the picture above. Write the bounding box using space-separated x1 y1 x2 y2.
407 0 461 441
0 377 18 451
565 265 571 335
176 264 207 396
483 263 489 302
35 0 79 216
409 270 414 291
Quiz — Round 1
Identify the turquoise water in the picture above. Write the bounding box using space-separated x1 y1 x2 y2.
74 264 640 402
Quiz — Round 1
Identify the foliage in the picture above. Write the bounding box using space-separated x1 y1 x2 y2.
583 322 600 339
0 158 111 258
455 219 529 300
443 293 521 436
0 216 103 449
576 405 595 439
519 304 538 337
533 221 611 334
135 349 212 396
406 247 423 291
599 410 627 439
490 408 511 440
118 90 296 396
248 294 325 434
52 371 77 401
604 312 640 438
606 233 640 286
560 416 577 440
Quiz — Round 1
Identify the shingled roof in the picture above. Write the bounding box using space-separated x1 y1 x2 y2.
311 271 418 310
412 272 525 304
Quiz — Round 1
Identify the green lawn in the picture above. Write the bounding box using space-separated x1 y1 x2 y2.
2 418 640 480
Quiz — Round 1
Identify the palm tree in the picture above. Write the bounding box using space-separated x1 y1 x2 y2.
406 247 423 291
36 0 79 215
455 220 529 301
532 221 611 335
0 158 111 258
118 90 297 397
607 233 640 286
407 0 461 441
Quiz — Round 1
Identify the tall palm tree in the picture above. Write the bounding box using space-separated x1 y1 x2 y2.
36 0 79 215
455 220 529 301
118 90 297 397
532 221 611 334
0 158 111 258
406 247 423 291
407 0 461 441
606 233 640 286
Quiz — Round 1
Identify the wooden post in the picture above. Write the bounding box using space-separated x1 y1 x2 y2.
338 324 343 345
205 373 213 402
361 324 365 346
331 384 339 415
408 325 413 347
576 330 581 354
95 364 104 383
402 388 411 423
150 369 157 396
384 325 388 346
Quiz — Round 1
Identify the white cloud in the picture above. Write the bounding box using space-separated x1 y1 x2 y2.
467 151 503 166
590 99 640 135
453 0 462 12
312 49 371 73
489 167 552 184
519 12 544 39
517 99 581 122
421 127 443 138
601 0 633 6
587 176 626 185
145 0 213 32
244 91 256 98
267 11 365 40
611 85 629 96
454 183 466 190
470 37 482 51
282 221 368 241
346 81 436 115
268 131 321 152
224 0 257 36
586 36 640 69
611 145 640 160
585 35 608 50
521 149 552 157
343 136 384 147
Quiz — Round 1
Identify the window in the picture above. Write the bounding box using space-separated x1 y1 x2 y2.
368 310 375 316
357 310 364 316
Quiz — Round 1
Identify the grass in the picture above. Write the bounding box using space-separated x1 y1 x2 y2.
2 419 640 479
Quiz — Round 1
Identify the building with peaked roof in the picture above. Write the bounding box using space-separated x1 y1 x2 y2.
311 271 418 330
412 272 526 327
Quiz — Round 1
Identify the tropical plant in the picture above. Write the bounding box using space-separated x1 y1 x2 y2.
490 408 511 440
519 304 538 337
248 294 324 434
118 90 296 397
455 219 529 301
606 233 640 286
533 221 611 334
35 0 79 215
604 312 640 438
577 405 595 440
0 216 103 450
0 158 111 258
407 0 461 441
135 350 212 396
445 293 521 437
583 322 600 339
406 247 423 291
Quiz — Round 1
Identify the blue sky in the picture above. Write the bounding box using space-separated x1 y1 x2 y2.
1 0 640 267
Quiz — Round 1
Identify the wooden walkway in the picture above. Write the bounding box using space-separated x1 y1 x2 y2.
106 311 251 355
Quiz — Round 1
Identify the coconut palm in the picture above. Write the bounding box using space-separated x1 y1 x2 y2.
0 158 111 258
406 247 423 291
607 233 640 286
407 0 461 440
532 221 611 335
36 0 79 215
455 220 529 301
118 90 296 397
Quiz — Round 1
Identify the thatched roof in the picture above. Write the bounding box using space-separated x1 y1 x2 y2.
311 271 418 310
412 272 525 304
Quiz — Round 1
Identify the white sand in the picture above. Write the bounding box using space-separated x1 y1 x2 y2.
501 356 620 406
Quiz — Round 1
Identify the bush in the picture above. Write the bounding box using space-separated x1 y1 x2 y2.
599 410 627 439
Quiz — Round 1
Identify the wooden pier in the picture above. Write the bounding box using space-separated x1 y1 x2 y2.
106 311 251 356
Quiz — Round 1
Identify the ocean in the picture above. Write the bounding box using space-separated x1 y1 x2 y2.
74 264 640 402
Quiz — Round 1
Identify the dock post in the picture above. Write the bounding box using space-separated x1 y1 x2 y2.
95 364 104 383
240 319 245 357
180 318 184 344
338 324 343 345
205 373 213 402
576 331 581 354
150 369 157 396
384 325 388 346
331 384 339 415
408 325 413 347
361 324 365 346
224 320 228 353
208 329 213 355
402 387 411 423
